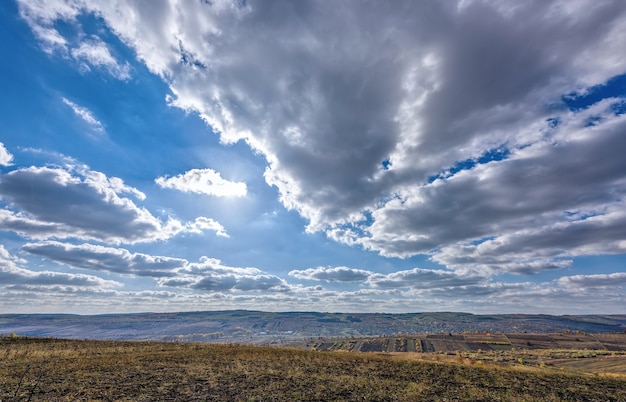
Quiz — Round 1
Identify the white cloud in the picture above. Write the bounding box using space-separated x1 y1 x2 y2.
155 168 247 197
0 142 13 166
70 38 131 80
0 165 226 243
289 266 371 282
557 273 626 288
17 0 130 79
62 97 105 133
187 217 229 237
16 0 79 52
3 282 623 314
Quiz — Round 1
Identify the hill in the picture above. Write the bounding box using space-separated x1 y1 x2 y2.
1 336 625 401
1 311 625 343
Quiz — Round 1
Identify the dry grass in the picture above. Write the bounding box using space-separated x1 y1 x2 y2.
1 336 625 401
393 347 626 375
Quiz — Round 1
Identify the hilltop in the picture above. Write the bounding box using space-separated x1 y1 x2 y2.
1 336 625 401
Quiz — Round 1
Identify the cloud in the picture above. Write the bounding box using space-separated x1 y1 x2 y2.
22 241 289 292
289 265 486 290
0 165 226 243
20 239 490 295
22 241 185 277
187 217 229 237
431 199 626 275
16 1 626 277
421 282 530 299
368 268 486 289
62 97 105 133
557 273 626 288
364 103 626 252
0 243 26 265
0 143 13 166
155 168 247 197
70 38 131 80
2 280 622 314
160 257 289 292
0 244 119 289
16 0 77 52
17 1 130 79
4 238 626 313
289 266 371 282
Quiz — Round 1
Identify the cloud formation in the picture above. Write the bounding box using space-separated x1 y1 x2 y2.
6 239 626 313
18 1 130 80
187 217 229 238
0 244 119 289
0 165 226 243
155 168 247 197
558 273 626 288
10 0 626 313
159 257 289 292
368 268 485 290
22 241 289 292
290 265 486 290
289 266 371 282
22 241 185 277
62 97 105 133
70 38 131 80
0 142 12 166
17 0 626 278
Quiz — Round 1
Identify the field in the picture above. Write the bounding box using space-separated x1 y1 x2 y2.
1 336 626 401
298 332 626 353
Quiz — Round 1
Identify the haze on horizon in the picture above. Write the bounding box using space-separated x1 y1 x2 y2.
0 0 625 315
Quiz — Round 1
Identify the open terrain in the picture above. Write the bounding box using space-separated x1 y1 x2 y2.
291 332 626 375
1 336 625 401
1 311 625 343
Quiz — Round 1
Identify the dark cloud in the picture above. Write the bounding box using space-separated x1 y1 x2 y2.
432 202 626 275
21 240 290 292
22 241 185 277
174 273 287 292
369 268 485 289
289 265 487 291
419 282 536 299
357 107 626 273
164 257 290 292
0 244 118 289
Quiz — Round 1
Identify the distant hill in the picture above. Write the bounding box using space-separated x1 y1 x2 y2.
1 311 624 343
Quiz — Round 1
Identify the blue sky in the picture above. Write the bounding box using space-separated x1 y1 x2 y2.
0 0 625 314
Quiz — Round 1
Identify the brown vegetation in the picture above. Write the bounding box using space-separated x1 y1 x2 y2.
1 336 625 401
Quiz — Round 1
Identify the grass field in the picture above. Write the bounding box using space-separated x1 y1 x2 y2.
1 336 625 401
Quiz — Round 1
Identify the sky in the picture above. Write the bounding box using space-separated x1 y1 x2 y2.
1 0 625 315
